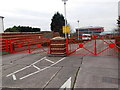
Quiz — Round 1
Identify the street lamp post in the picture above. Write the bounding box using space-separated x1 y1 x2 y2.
77 20 80 40
62 0 68 38
2 17 4 33
118 1 120 29
0 16 4 33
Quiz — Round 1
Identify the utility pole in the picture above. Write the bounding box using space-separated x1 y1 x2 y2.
77 20 80 40
62 0 68 38
118 1 120 27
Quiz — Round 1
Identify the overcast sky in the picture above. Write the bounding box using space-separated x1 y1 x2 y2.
0 0 119 32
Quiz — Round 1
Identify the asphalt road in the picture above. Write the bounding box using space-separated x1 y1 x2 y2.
2 53 83 88
1 40 119 89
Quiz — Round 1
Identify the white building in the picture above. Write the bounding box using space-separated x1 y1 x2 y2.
0 16 4 33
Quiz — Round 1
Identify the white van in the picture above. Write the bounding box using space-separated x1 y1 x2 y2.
82 34 91 40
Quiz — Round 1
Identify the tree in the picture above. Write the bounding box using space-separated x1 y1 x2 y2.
5 26 41 32
5 26 19 32
50 12 66 36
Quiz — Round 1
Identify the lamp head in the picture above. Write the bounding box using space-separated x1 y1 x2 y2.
62 0 68 2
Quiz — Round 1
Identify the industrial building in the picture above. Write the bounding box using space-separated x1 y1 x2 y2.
76 26 104 35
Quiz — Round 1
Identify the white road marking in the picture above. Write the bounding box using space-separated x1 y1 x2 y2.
32 65 40 70
45 58 54 64
12 74 17 80
60 77 71 90
20 57 66 80
7 65 31 77
31 57 46 65
6 56 66 80
6 57 46 77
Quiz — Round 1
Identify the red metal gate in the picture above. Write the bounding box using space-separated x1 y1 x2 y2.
0 36 50 55
66 35 120 57
1 34 120 57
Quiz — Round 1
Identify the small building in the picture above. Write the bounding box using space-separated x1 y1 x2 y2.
76 26 104 35
0 16 4 33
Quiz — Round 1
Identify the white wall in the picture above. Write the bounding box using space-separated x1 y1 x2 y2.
0 17 4 33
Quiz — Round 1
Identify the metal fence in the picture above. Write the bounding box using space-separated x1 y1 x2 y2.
1 34 120 57
66 35 120 57
0 34 50 55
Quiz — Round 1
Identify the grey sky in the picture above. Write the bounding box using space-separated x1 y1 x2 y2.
0 0 119 32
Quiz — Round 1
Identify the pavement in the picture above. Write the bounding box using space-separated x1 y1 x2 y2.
75 56 118 88
1 52 119 89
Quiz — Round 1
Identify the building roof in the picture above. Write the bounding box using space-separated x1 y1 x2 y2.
100 31 118 35
77 26 104 29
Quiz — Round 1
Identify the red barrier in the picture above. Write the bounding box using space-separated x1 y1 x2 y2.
67 35 120 57
0 34 120 57
0 35 50 55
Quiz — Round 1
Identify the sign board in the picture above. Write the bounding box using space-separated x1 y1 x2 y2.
62 26 70 33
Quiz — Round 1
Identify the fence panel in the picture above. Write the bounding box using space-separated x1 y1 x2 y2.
67 35 120 56
1 36 50 55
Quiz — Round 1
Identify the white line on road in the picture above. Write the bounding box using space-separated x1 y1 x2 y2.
32 65 40 70
7 65 31 77
6 57 46 77
31 57 46 65
60 77 71 90
20 57 66 80
45 58 55 64
12 74 17 80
